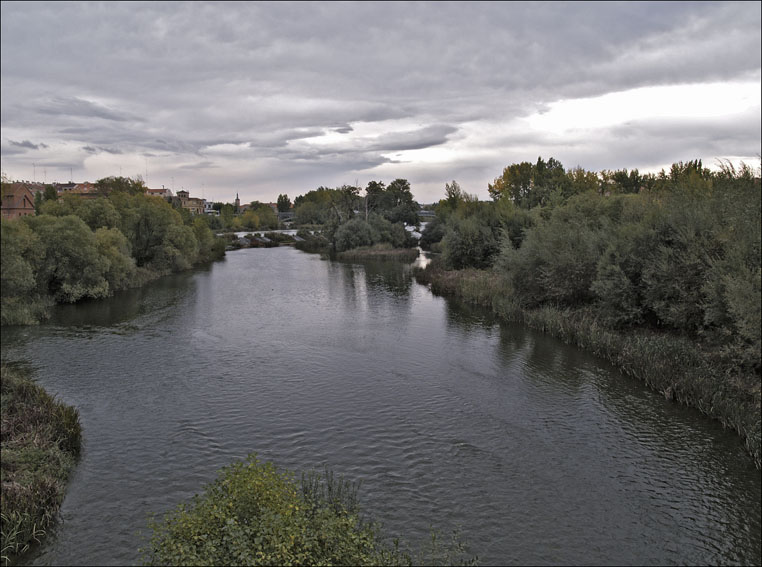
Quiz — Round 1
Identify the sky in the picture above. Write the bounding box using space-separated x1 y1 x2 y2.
1 1 760 205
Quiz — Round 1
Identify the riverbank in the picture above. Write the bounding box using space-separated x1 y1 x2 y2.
336 244 419 262
0 365 82 565
414 262 762 468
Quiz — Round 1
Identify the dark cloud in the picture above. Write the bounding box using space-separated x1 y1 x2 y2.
83 145 123 155
179 160 219 169
367 125 458 152
36 96 139 122
9 139 48 150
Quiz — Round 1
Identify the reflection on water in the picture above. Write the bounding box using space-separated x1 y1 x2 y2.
1 246 759 566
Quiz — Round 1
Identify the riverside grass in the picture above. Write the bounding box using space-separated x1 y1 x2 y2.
414 263 762 468
0 365 82 565
336 244 420 262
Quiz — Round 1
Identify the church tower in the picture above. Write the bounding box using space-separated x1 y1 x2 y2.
235 192 240 213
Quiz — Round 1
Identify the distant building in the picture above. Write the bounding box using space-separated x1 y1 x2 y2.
174 189 205 215
1 182 36 219
146 186 173 198
68 182 100 199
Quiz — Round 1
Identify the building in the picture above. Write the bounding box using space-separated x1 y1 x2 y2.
67 182 100 199
146 186 173 199
1 182 36 219
174 189 206 215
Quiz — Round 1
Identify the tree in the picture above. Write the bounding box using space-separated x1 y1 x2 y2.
23 214 110 303
382 178 419 225
363 181 386 220
95 176 146 196
276 193 292 213
1 218 49 324
488 157 569 208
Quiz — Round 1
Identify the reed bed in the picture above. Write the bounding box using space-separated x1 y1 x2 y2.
0 365 82 565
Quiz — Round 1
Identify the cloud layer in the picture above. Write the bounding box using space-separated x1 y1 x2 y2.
2 1 760 203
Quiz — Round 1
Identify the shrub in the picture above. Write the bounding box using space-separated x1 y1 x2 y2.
335 218 373 252
142 454 477 566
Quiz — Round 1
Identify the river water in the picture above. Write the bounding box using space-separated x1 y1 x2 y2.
2 246 760 566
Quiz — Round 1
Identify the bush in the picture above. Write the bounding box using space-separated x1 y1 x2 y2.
142 455 477 566
334 218 373 252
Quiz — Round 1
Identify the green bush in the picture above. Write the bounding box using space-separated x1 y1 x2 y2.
142 455 477 566
334 219 374 252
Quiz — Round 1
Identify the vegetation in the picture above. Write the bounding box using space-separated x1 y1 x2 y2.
142 454 476 566
1 177 226 326
336 244 420 262
0 365 82 565
417 159 761 466
291 180 420 256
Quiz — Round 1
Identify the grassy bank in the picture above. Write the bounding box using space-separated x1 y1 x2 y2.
336 244 419 262
414 262 761 468
0 365 82 565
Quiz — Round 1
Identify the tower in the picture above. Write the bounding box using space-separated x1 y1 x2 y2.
235 192 240 213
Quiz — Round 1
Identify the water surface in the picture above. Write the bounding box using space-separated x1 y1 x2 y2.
2 246 760 565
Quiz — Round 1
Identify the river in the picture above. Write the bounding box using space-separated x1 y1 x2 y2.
2 246 760 566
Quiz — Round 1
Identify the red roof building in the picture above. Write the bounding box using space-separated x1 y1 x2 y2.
1 182 36 219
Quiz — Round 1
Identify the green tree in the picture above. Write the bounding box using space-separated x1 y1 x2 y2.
95 227 137 291
277 193 292 212
382 179 419 225
23 214 110 303
0 218 50 324
95 176 147 196
77 198 121 231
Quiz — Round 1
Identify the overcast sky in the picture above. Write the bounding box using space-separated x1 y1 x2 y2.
1 1 760 204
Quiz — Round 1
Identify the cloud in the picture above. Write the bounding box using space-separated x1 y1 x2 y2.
83 145 123 155
9 139 48 150
36 96 139 122
1 1 759 203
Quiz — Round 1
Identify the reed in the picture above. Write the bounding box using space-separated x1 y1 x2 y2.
0 365 82 565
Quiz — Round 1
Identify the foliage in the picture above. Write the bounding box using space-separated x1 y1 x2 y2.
94 175 147 196
293 180 419 228
0 219 50 325
23 215 110 303
1 189 225 325
277 194 292 213
142 454 477 566
1 365 82 565
488 157 570 208
335 218 374 252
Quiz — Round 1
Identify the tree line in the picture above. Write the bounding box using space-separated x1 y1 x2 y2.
1 176 226 325
421 158 761 376
290 178 420 253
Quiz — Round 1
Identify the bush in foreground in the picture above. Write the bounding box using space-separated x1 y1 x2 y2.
0 365 82 565
142 454 477 566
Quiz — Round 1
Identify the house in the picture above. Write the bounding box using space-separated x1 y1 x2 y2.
174 189 205 215
68 182 100 199
1 182 36 219
146 186 173 199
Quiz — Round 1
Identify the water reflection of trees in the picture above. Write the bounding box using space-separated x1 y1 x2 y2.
47 270 199 329
331 258 416 309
